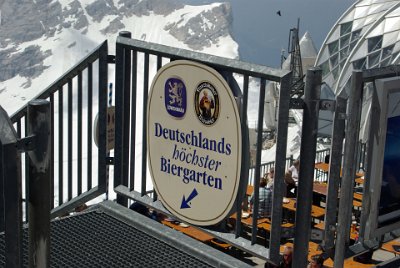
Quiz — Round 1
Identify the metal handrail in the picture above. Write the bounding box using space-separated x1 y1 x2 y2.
9 41 109 220
113 32 294 265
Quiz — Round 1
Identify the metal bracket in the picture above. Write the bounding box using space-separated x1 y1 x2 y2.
106 156 114 165
107 55 116 64
16 135 36 152
319 99 336 111
289 98 304 109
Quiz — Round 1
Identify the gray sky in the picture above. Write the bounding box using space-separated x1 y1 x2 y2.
181 0 355 67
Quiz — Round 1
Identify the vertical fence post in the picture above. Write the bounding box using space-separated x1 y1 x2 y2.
106 82 113 200
115 31 131 206
0 144 4 233
269 73 291 265
251 78 266 244
334 70 363 267
323 96 346 252
0 151 5 233
0 105 22 268
97 41 109 197
293 67 321 268
27 100 51 268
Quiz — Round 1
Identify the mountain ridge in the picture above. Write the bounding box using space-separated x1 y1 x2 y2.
0 0 238 114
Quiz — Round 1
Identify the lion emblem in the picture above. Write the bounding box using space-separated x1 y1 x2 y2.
168 81 183 107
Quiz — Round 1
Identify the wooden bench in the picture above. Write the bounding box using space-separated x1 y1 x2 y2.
314 162 364 178
353 199 362 208
313 183 362 208
209 239 231 250
280 241 374 267
161 220 232 250
353 192 363 201
323 257 375 267
161 220 213 242
258 218 294 232
230 213 269 226
314 221 358 241
229 213 293 236
381 239 400 256
282 198 325 219
355 177 364 185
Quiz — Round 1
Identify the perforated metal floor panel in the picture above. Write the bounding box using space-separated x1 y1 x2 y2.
0 201 250 268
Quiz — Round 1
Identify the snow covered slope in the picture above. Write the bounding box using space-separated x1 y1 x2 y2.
0 0 238 114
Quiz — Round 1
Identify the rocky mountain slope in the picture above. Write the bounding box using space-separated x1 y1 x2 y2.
0 0 238 113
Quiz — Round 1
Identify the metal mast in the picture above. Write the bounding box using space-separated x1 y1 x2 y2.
288 18 305 98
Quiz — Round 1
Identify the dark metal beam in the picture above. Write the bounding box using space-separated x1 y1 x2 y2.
293 68 321 267
27 100 51 268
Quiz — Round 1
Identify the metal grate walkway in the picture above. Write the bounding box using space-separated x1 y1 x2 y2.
0 201 249 267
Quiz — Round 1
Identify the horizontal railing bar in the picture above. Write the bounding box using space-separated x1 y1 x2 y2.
117 37 289 81
362 64 400 82
114 185 270 261
50 187 103 219
249 148 331 170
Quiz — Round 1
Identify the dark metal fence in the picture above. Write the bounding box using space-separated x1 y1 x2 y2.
1 100 53 267
9 41 109 220
249 143 367 185
112 32 321 265
333 66 400 267
0 105 23 267
110 35 378 265
248 156 293 186
2 30 391 267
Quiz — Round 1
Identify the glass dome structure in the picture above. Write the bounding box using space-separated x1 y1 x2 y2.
315 0 400 97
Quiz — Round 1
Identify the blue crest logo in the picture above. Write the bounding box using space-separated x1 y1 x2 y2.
165 77 186 118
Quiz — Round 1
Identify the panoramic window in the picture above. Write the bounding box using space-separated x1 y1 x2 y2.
352 57 366 70
392 52 400 62
351 29 361 42
382 45 394 59
340 21 353 36
340 34 351 49
368 50 381 67
332 66 340 80
330 53 339 68
328 40 339 55
368 35 383 53
340 47 349 61
349 40 358 51
320 60 330 77
380 57 391 67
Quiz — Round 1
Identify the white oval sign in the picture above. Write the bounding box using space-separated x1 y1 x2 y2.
147 60 242 226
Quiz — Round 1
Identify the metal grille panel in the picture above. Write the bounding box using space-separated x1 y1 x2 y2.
0 211 214 267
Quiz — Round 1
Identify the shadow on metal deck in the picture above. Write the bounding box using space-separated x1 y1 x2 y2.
0 201 250 267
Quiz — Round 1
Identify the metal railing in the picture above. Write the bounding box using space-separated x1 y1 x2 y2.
9 41 109 220
2 30 390 267
112 34 387 266
111 32 307 265
248 156 293 186
248 148 333 185
1 100 52 267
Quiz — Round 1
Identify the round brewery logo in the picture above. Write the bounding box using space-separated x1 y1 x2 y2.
165 77 186 118
194 82 219 125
